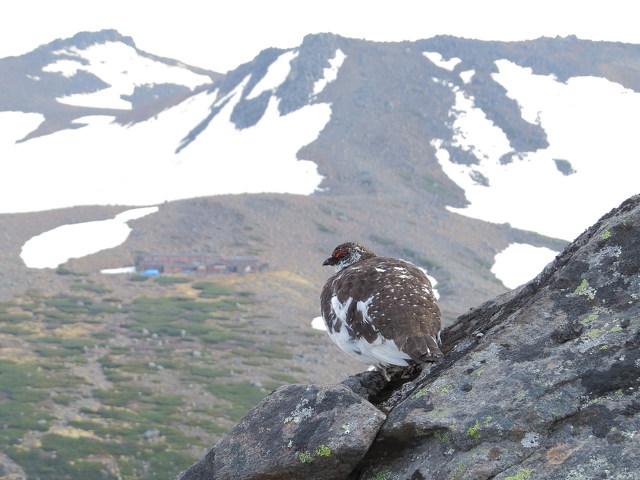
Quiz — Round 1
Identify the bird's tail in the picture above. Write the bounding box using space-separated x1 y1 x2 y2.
405 334 443 363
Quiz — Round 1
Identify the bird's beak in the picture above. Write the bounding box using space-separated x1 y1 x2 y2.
323 257 336 266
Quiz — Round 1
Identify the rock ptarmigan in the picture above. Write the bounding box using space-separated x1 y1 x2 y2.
320 242 442 379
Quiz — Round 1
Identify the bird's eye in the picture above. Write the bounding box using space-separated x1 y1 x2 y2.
334 250 348 259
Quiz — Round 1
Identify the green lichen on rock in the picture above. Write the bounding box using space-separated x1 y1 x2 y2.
297 451 314 463
587 327 606 339
467 416 493 439
315 444 331 457
570 279 597 299
575 279 589 294
435 383 455 393
601 230 612 239
366 471 392 480
413 387 429 399
296 445 331 462
449 463 467 480
413 382 455 398
467 420 481 439
504 468 534 480
434 429 451 444
580 312 600 324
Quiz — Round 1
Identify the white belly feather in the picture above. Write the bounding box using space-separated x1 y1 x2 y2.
324 294 412 368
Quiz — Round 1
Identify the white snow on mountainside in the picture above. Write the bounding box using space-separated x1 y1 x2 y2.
431 57 640 242
492 243 558 289
20 206 158 268
423 51 461 71
313 49 346 96
1 49 340 213
43 41 211 109
246 50 298 100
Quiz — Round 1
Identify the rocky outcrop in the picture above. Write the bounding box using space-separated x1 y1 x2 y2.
177 195 640 480
178 384 385 480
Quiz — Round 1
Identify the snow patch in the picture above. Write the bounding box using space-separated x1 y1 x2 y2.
311 317 326 331
246 50 298 100
450 87 512 161
459 69 475 83
1 71 330 212
492 243 558 289
43 42 210 109
20 206 158 269
43 59 84 77
427 274 440 301
432 59 640 241
423 51 461 71
313 49 347 95
0 112 45 144
101 266 136 274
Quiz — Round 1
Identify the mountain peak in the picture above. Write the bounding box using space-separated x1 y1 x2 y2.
0 28 217 142
42 29 136 53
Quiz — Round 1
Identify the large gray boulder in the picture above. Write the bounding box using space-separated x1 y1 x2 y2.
178 194 640 480
177 384 386 480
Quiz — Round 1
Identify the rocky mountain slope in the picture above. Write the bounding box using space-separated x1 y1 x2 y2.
177 194 640 480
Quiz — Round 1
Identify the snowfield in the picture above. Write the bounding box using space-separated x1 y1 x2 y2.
43 41 212 109
1 48 344 214
430 58 640 243
491 243 558 289
20 206 158 268
423 52 640 287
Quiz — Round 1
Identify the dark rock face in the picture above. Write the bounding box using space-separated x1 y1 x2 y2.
356 196 640 480
177 195 640 480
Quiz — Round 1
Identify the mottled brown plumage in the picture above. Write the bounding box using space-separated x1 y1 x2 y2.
320 242 442 375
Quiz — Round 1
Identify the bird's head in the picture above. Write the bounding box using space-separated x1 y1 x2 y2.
323 242 376 271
